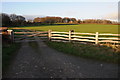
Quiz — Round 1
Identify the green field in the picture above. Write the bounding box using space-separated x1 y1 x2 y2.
20 24 119 34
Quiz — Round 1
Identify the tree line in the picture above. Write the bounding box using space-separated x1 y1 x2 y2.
33 17 118 25
1 13 26 27
0 13 118 27
33 17 77 24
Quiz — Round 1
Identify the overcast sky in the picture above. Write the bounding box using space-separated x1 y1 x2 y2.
2 1 118 21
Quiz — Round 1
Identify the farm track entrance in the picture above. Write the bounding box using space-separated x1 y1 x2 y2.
3 29 119 78
13 29 120 52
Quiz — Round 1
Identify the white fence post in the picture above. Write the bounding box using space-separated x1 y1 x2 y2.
7 30 13 35
95 32 99 44
48 30 52 41
7 30 14 42
69 30 71 42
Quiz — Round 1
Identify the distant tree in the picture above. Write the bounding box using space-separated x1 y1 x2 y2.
33 17 41 22
77 19 82 24
10 14 17 22
33 16 63 24
55 17 62 23
40 17 46 23
10 14 26 26
62 17 70 23
47 17 57 24
81 19 112 24
102 20 112 24
70 18 77 23
1 13 11 27
16 16 26 26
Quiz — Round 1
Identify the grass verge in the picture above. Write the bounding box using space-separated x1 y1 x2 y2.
2 43 21 71
46 41 119 64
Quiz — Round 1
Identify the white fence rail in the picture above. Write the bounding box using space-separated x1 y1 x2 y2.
13 29 120 45
48 30 120 45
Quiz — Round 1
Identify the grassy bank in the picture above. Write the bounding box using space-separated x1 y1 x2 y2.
19 24 119 34
46 41 119 64
2 43 21 71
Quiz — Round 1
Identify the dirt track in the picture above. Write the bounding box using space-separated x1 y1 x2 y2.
3 33 118 78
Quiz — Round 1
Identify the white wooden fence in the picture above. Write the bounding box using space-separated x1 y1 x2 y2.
13 29 120 46
48 30 120 45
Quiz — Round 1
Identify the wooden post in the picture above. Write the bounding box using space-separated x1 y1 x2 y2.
95 32 99 44
7 30 14 42
7 30 13 35
48 30 52 41
69 30 71 42
11 31 14 42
